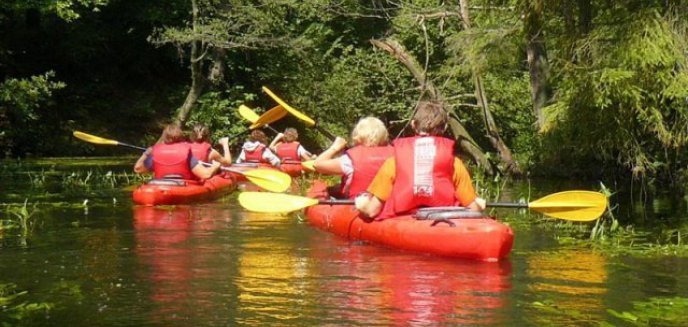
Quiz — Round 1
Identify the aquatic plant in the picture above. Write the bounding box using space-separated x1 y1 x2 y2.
1 199 38 238
0 283 53 321
607 296 688 326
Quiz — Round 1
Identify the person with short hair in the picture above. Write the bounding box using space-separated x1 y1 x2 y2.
188 123 232 166
356 101 485 218
269 127 315 162
313 117 394 199
134 123 220 180
236 129 280 167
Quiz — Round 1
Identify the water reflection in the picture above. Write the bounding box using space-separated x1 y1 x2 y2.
133 206 195 321
525 249 607 324
310 237 512 326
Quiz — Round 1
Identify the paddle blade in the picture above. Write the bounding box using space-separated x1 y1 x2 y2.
262 86 316 126
301 160 315 171
240 168 292 193
250 105 288 129
238 105 260 123
238 192 319 213
73 131 119 146
529 191 608 221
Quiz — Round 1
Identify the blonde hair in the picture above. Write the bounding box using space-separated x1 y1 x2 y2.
351 117 389 147
283 127 298 142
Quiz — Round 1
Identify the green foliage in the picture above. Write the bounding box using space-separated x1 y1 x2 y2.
0 72 66 156
186 86 257 144
607 296 688 326
541 8 688 182
0 283 53 323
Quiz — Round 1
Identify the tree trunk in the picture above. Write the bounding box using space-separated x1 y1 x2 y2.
458 0 521 174
175 0 206 127
524 0 550 131
370 38 494 174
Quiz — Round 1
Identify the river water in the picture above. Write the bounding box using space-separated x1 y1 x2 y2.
1 158 687 326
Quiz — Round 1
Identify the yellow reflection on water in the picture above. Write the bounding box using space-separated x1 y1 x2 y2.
526 248 607 322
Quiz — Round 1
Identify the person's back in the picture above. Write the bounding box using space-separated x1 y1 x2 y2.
151 141 195 180
357 101 484 218
270 127 314 162
134 123 220 180
313 117 393 199
188 123 232 165
237 129 280 167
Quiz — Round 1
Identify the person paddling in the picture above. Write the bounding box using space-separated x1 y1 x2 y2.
134 123 221 180
189 123 232 166
356 101 485 218
236 129 280 167
313 117 393 199
269 127 315 162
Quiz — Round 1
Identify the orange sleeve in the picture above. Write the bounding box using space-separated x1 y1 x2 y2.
453 158 477 206
366 158 395 201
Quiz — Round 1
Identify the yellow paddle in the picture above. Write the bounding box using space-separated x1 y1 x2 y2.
301 160 315 171
237 190 608 221
262 86 338 141
237 104 285 132
72 131 292 192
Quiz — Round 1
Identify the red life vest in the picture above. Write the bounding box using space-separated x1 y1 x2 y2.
379 136 456 218
276 142 300 162
189 141 211 162
151 142 195 180
244 144 267 163
344 145 394 199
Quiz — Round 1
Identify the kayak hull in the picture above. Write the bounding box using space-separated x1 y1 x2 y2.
304 181 514 261
132 173 236 206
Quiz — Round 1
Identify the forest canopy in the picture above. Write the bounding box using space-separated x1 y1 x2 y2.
2 0 688 187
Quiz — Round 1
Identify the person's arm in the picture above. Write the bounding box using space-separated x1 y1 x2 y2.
269 133 284 153
262 148 281 167
191 157 221 180
298 145 316 161
208 137 232 166
356 158 395 218
452 158 484 211
314 137 347 170
236 149 246 163
134 147 152 174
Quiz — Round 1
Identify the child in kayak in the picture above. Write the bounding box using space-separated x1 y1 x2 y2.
356 101 485 218
313 117 393 199
269 127 315 162
236 129 281 167
188 123 233 166
134 123 220 180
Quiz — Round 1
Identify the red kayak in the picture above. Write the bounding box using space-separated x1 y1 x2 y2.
279 160 307 177
132 173 236 206
304 180 514 261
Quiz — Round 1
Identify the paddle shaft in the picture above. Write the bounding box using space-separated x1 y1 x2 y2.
486 202 528 208
118 142 147 151
314 124 337 141
315 200 528 208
